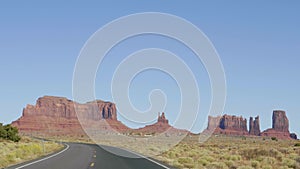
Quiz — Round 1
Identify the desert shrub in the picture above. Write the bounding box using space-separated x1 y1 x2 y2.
262 157 276 165
296 157 300 163
0 124 6 138
224 160 235 168
177 157 193 164
296 158 300 169
278 147 290 154
271 137 278 141
241 148 281 160
198 158 209 166
202 156 215 163
251 160 259 168
230 155 241 161
183 163 195 168
172 161 183 168
167 151 176 158
261 165 272 169
282 158 296 168
206 162 229 169
237 166 253 169
0 124 21 142
294 143 300 147
6 153 16 163
187 150 198 158
221 153 239 161
0 139 63 168
289 153 299 160
149 146 159 152
30 144 43 154
154 136 300 169
279 166 290 169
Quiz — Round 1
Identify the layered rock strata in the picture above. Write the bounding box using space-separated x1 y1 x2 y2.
249 116 260 136
12 96 128 136
261 110 293 139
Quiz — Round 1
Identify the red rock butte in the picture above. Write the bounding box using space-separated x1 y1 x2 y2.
249 116 261 136
12 96 129 136
11 96 185 137
206 115 249 136
11 96 297 140
205 110 297 140
261 110 295 140
132 112 188 135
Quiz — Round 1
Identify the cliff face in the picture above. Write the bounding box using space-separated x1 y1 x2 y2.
207 116 221 131
12 96 128 136
249 116 260 136
206 115 249 136
206 110 296 140
157 112 169 124
132 112 187 135
22 96 117 120
12 96 187 137
219 115 248 131
261 110 293 139
11 96 298 139
272 110 289 132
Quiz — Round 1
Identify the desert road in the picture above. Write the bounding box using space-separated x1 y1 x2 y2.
7 143 174 169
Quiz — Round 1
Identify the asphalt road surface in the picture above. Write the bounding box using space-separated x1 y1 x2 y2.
7 143 173 169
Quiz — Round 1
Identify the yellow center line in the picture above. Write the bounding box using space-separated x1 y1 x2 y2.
90 162 95 167
93 155 96 158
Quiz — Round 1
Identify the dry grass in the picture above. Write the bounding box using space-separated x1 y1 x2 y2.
154 135 300 169
44 134 187 157
25 134 300 169
0 137 64 169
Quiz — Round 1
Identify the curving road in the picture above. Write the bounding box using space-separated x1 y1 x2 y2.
7 143 174 169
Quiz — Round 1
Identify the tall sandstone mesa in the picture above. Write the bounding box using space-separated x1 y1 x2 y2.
261 110 292 139
249 116 260 136
205 111 297 140
12 96 128 136
272 110 289 132
206 115 249 135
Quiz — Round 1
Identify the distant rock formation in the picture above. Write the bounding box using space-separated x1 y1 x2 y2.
11 96 298 140
261 110 295 140
220 115 248 131
204 110 298 140
261 128 291 140
21 96 117 120
132 112 188 135
272 110 289 132
206 114 249 135
205 110 297 140
12 96 187 137
249 116 260 136
207 116 221 131
12 96 128 136
157 112 169 124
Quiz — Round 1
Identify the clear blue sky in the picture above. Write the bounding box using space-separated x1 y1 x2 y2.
1 1 299 135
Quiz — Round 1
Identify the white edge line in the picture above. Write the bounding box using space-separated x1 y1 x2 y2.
15 143 70 169
109 146 170 169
